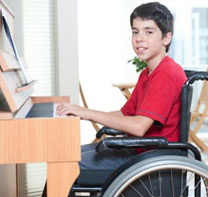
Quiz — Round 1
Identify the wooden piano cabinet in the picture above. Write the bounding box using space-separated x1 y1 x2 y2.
0 96 80 197
0 118 80 164
47 162 79 197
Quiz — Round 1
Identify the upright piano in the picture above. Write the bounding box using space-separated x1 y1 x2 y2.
0 1 80 197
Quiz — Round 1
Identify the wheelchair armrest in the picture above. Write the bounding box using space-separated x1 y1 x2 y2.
96 136 168 153
96 127 127 139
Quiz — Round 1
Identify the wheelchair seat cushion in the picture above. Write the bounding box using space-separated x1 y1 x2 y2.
75 149 183 187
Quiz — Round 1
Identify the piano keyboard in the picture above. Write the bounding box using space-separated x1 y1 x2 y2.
26 102 67 118
53 103 67 117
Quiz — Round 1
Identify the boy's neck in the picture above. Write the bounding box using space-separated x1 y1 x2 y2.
147 53 167 75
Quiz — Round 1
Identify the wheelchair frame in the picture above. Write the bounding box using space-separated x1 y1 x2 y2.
70 71 208 197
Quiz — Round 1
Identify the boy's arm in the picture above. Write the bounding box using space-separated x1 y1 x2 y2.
56 104 153 137
87 109 153 137
108 110 123 115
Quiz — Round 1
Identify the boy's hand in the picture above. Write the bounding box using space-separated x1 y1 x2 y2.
56 103 89 119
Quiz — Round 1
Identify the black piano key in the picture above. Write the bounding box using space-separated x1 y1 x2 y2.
26 102 54 118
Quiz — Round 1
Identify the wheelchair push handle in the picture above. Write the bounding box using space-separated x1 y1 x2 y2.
186 71 208 85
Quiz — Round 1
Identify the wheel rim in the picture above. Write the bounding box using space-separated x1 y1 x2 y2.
114 164 208 197
103 156 208 197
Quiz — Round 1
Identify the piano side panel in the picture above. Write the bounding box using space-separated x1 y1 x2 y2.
0 117 80 164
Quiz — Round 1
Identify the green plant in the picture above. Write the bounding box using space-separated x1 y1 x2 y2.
128 57 147 72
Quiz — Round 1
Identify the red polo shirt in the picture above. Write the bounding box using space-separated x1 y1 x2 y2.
121 56 186 153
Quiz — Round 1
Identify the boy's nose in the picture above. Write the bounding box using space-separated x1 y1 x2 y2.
136 33 144 42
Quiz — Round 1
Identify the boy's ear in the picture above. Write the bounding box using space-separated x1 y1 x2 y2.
163 32 172 46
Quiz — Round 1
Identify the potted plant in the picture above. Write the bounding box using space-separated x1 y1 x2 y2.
128 57 147 72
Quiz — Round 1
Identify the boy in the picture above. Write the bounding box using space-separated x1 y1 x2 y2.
57 2 186 169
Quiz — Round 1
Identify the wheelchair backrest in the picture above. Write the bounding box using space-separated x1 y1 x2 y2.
179 83 193 143
180 71 208 143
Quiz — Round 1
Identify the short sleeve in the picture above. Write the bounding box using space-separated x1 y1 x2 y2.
136 72 176 125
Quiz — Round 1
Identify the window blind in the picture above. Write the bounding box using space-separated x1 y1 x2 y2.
18 0 56 196
23 0 56 96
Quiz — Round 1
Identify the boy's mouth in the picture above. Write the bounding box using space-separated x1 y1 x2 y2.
136 47 146 53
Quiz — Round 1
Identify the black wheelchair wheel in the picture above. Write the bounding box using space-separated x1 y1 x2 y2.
102 155 208 197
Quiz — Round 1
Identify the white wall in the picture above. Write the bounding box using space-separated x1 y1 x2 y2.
78 0 140 144
78 0 138 111
56 0 79 104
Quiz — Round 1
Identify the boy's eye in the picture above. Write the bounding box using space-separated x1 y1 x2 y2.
146 31 153 35
132 30 138 35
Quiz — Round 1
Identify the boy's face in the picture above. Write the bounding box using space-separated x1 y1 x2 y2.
131 17 171 66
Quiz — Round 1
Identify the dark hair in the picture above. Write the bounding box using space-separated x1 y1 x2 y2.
130 2 174 52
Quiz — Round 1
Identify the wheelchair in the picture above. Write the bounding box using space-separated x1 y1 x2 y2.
68 71 208 197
